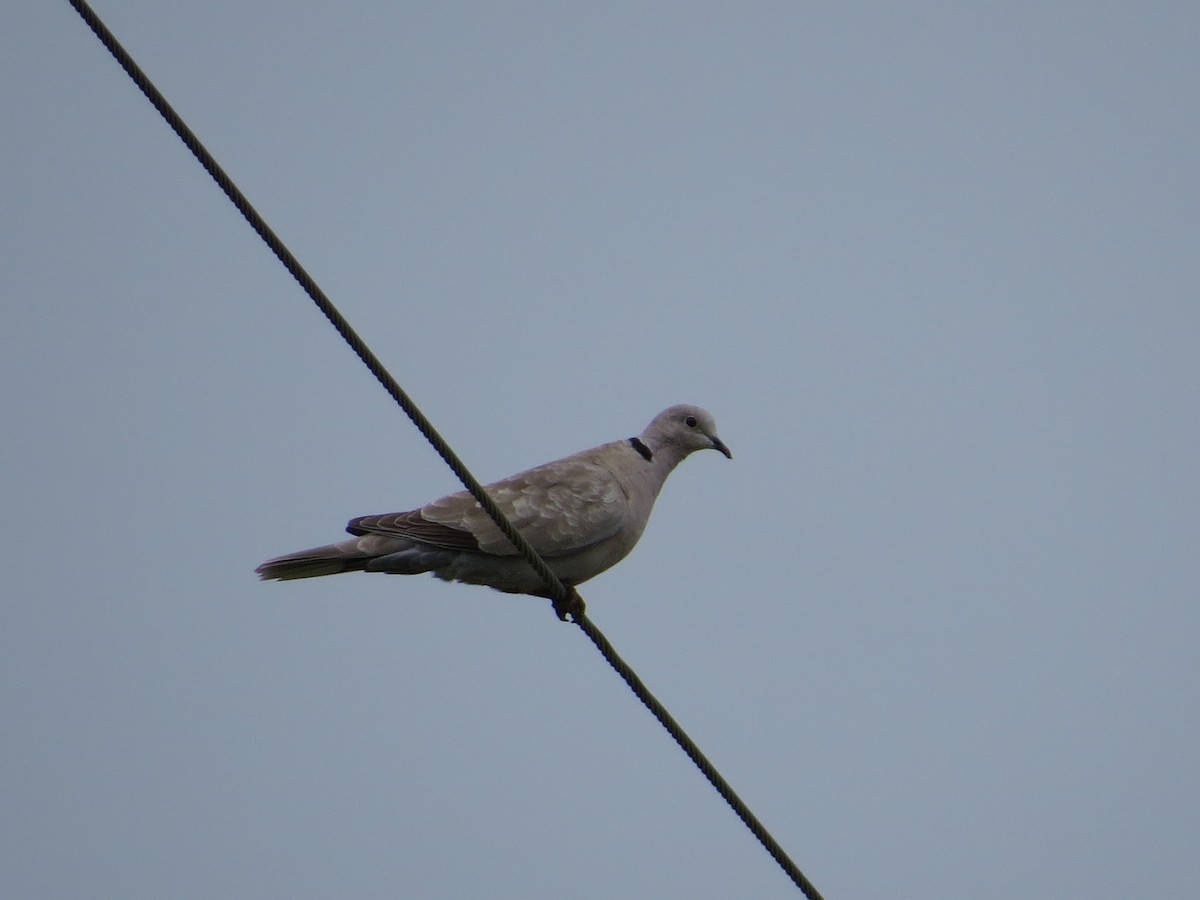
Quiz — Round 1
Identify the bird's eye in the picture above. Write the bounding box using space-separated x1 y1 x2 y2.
684 415 698 428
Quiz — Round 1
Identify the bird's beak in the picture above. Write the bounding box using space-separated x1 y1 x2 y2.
710 436 732 459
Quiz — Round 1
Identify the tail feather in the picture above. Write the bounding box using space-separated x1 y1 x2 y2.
256 542 375 581
256 535 456 581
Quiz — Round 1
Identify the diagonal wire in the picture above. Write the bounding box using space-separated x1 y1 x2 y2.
574 616 826 898
61 0 574 622
64 2 825 896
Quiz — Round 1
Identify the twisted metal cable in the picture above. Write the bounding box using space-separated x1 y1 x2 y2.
574 614 825 897
63 0 576 621
64 2 824 895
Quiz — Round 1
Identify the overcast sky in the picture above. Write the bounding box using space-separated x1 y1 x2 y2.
3 2 1198 898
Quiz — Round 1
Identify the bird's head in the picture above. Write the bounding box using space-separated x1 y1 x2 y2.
641 404 731 461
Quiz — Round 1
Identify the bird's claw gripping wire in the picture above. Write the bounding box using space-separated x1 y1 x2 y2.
552 586 586 623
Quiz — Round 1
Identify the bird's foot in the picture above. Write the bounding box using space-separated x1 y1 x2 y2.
552 586 586 623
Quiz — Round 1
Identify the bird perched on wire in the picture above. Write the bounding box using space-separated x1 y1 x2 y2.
256 404 730 615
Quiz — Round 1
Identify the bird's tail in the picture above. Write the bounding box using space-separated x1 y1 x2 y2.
256 534 446 581
255 542 376 580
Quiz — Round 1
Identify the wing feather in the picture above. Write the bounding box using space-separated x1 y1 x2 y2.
347 454 627 559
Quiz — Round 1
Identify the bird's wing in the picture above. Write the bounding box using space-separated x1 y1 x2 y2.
348 453 629 558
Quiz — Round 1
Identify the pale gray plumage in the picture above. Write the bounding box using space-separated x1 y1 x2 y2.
256 404 730 597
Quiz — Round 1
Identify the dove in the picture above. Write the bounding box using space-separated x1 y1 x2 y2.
256 405 730 602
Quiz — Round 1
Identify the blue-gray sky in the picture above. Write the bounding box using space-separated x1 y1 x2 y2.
3 2 1198 897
